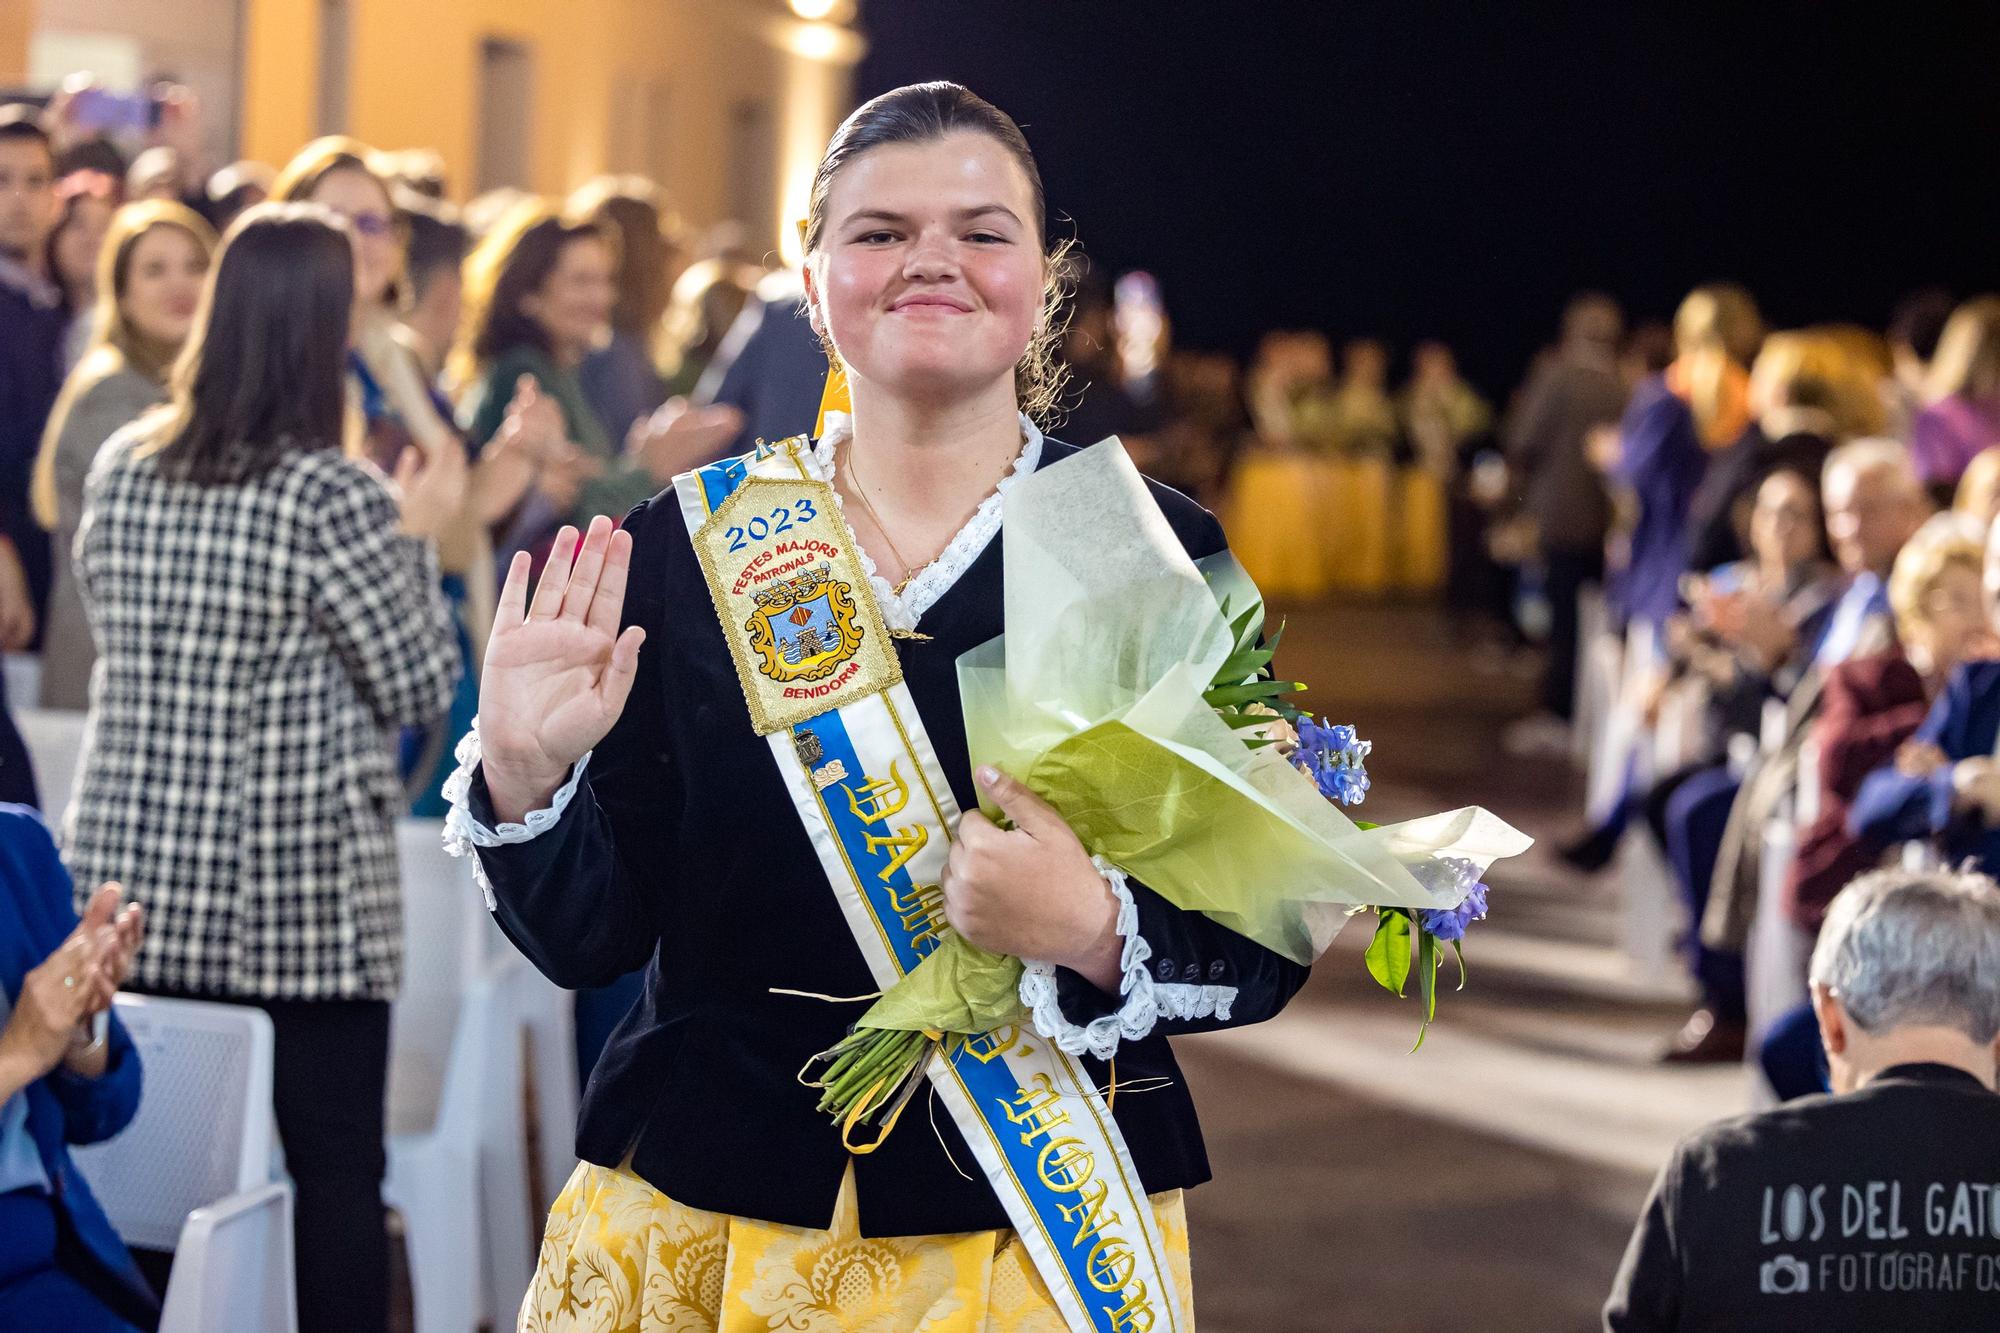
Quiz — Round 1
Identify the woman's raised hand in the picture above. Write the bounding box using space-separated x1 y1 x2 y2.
478 516 646 821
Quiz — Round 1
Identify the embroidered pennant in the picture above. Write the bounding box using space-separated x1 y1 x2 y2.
692 461 902 735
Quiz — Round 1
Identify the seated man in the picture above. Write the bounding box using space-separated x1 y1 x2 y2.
0 804 153 1330
1606 867 2000 1331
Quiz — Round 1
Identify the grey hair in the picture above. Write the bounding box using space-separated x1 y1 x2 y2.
1809 867 2000 1043
1823 436 1921 498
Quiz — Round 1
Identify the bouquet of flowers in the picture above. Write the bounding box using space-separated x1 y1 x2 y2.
805 442 1530 1141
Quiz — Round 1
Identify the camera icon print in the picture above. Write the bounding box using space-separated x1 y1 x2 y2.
1759 1255 1812 1295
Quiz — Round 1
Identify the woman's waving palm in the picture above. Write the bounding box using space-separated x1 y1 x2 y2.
479 515 647 819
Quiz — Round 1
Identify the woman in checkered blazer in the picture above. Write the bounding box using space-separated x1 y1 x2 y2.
61 203 467 1333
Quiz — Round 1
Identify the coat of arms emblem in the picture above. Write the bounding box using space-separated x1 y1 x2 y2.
745 564 866 683
691 469 901 734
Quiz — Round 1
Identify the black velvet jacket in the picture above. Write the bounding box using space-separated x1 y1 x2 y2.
467 439 1311 1237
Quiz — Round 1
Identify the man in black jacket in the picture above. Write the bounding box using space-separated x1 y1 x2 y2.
0 105 63 805
1606 866 2000 1331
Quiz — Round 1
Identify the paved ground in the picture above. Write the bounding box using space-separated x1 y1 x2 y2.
1174 598 1750 1332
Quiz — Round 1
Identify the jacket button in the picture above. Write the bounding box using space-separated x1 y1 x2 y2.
1208 959 1227 980
1155 959 1177 982
1181 962 1201 982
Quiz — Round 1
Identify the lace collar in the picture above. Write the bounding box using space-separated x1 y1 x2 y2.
806 411 1043 633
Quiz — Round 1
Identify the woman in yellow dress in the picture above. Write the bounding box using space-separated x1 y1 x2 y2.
447 83 1310 1332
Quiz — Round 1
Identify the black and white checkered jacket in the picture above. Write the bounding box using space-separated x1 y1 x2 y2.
63 427 461 1001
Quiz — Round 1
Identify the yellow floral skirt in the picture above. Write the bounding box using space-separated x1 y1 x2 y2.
520 1159 1195 1332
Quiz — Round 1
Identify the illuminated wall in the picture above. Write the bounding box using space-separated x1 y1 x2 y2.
25 0 246 161
240 0 862 255
0 2 35 85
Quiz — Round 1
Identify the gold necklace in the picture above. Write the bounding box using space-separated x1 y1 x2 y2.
839 430 1024 641
842 442 946 598
840 442 937 642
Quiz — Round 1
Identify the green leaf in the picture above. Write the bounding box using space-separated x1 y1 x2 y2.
1419 930 1438 1024
1265 620 1287 654
1408 930 1443 1053
1204 679 1304 709
1225 602 1260 650
1363 911 1412 997
1451 939 1468 991
1212 645 1275 687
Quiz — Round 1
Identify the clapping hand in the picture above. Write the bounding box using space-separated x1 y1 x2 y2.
536 445 606 514
478 516 645 822
0 884 143 1086
392 441 470 541
1698 585 1796 672
491 376 568 467
490 377 604 511
73 883 144 1018
0 538 33 651
1952 757 2000 822
627 398 744 483
1960 629 2000 664
1896 739 1949 778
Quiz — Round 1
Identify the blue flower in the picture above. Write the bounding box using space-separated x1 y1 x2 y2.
1292 715 1372 807
1419 881 1489 943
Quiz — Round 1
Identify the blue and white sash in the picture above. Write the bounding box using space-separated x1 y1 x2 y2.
675 440 1185 1333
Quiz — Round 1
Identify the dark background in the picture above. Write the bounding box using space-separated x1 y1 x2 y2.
856 1 2000 396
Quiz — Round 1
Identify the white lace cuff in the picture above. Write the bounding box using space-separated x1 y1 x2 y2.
1020 858 1167 1061
440 717 592 909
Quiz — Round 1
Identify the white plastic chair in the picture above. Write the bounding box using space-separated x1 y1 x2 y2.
388 817 549 1333
14 705 89 830
1901 839 1944 872
1569 587 1612 767
1745 814 1812 1094
1793 735 1822 827
1614 822 1682 984
473 863 581 1304
472 870 580 1222
1582 629 1635 824
1745 744 1823 1056
71 994 297 1333
513 968 580 1220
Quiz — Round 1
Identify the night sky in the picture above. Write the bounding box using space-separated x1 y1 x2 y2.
855 2 2000 396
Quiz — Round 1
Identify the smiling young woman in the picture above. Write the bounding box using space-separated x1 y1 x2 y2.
30 199 215 708
449 83 1307 1333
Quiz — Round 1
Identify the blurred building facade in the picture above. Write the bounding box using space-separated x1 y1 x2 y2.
2 0 862 257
